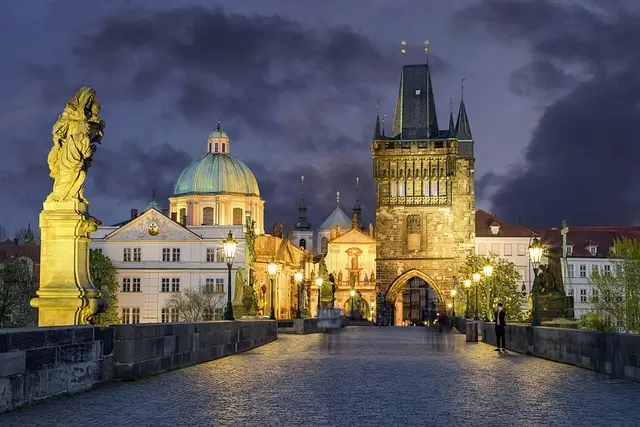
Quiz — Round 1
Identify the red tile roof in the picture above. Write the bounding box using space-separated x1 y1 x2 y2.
533 226 640 258
475 210 538 238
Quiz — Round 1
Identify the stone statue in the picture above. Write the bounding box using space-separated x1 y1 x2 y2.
46 87 104 203
233 268 245 305
244 216 257 276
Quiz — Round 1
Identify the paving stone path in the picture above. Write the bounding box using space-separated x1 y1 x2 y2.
2 326 640 426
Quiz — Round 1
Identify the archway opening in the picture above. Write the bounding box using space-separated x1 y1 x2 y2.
381 270 444 327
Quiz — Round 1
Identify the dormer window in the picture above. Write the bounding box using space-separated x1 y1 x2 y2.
566 245 573 256
586 245 598 256
415 89 421 95
489 222 500 236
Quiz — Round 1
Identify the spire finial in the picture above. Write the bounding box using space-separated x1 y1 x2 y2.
376 99 380 115
461 78 465 101
217 118 221 130
300 175 304 195
449 97 453 115
336 191 340 205
356 176 360 194
152 188 156 201
424 39 430 64
400 40 407 54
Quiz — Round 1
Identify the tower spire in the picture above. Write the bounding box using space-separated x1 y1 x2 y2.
382 113 386 136
295 175 310 231
455 78 473 141
336 191 340 206
352 176 362 229
448 97 455 135
374 100 381 138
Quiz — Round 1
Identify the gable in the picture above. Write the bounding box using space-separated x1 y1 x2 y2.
104 209 201 242
330 228 375 245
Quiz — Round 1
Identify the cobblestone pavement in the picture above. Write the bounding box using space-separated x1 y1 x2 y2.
3 327 640 426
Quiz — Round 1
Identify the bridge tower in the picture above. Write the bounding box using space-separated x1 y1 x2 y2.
372 58 476 325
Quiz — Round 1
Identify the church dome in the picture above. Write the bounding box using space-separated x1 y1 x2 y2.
173 153 260 197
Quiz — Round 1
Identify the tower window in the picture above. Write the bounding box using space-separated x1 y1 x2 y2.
222 143 226 153
321 237 328 254
232 208 243 225
299 239 306 250
208 143 212 153
215 143 219 152
203 207 214 225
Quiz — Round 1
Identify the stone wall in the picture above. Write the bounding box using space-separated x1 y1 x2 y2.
0 326 112 413
112 320 277 379
277 318 320 334
0 320 276 413
482 323 640 382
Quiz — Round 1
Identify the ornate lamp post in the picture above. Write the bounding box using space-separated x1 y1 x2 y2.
529 237 544 326
464 279 471 319
450 289 457 317
472 272 481 320
223 231 237 321
315 278 323 315
483 265 493 320
294 271 303 319
350 289 356 318
267 262 277 320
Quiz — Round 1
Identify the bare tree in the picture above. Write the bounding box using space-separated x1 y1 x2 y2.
0 255 38 328
0 224 7 242
164 285 226 322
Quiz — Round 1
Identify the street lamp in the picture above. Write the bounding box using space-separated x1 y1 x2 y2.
472 272 481 320
450 289 457 317
294 271 303 319
447 302 453 317
464 279 471 319
350 289 356 318
529 237 544 326
315 278 323 315
223 231 237 321
267 262 277 320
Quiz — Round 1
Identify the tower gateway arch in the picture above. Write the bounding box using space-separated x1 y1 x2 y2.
372 61 475 326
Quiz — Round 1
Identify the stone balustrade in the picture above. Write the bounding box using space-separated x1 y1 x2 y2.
0 320 276 413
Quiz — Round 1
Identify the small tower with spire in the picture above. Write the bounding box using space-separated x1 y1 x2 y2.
352 176 362 229
291 176 314 251
207 119 231 154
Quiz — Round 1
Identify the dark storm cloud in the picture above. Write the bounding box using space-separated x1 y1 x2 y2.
457 0 640 226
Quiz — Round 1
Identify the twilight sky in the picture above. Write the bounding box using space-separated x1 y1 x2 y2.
1 0 639 236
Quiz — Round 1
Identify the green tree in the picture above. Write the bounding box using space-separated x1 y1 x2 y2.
164 285 226 321
585 237 640 333
457 253 526 322
90 249 120 325
0 256 37 328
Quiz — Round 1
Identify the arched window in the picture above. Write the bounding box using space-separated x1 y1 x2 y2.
299 238 306 249
398 181 406 197
321 237 328 254
208 143 212 153
222 143 226 153
202 207 214 225
430 181 439 196
215 143 219 152
232 208 243 225
390 181 398 197
179 208 187 224
424 181 429 196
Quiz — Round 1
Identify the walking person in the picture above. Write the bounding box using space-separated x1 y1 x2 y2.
495 303 507 352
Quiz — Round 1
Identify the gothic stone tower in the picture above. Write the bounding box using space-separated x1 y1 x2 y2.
372 64 475 321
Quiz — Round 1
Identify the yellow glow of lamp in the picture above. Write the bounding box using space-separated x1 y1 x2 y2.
450 289 457 297
464 279 471 288
350 289 356 298
294 271 303 284
315 278 323 288
472 273 481 283
447 303 452 309
267 262 277 277
529 238 544 268
222 231 237 264
483 265 494 277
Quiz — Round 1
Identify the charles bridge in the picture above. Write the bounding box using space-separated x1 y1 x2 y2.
1 320 640 426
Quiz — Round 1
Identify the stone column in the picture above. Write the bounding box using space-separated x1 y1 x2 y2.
395 295 403 326
30 200 106 326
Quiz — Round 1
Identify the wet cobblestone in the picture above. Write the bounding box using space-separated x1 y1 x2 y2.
2 327 640 426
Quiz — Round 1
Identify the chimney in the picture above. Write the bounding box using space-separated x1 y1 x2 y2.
130 209 138 220
170 212 177 222
161 208 169 216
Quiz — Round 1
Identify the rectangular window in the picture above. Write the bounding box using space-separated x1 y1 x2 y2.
579 264 587 278
132 277 141 292
233 208 243 225
490 243 500 255
477 243 486 256
580 289 587 302
215 248 225 263
568 264 575 278
161 278 170 293
398 182 406 197
566 245 573 256
121 307 131 324
133 247 141 262
517 244 526 256
123 248 131 262
215 278 224 294
430 181 439 197
591 264 598 275
172 248 181 262
171 278 180 293
122 278 131 292
162 248 171 262
592 289 599 303
170 308 179 322
205 278 215 293
161 308 170 323
391 182 398 197
206 248 215 263
604 264 611 275
132 308 140 323
504 244 512 256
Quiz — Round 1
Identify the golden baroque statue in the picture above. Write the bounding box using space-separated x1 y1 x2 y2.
46 86 105 203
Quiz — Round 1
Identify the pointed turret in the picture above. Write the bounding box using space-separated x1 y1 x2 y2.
352 177 362 229
455 79 473 141
374 113 381 139
391 64 439 140
295 176 310 231
448 97 455 136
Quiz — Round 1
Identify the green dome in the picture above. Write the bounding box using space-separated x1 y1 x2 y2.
208 128 228 139
173 153 260 197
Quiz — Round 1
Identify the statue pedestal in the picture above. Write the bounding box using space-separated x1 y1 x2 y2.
30 200 106 326
530 293 569 322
